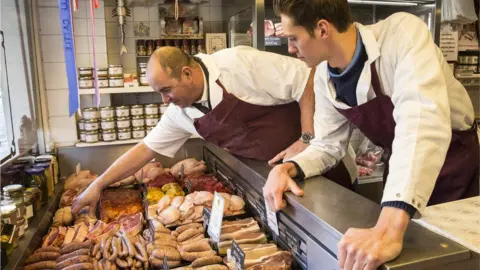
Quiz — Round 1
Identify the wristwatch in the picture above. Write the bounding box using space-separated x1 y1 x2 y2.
300 132 314 144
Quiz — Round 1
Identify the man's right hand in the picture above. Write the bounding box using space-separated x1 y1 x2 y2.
263 163 304 212
71 182 102 217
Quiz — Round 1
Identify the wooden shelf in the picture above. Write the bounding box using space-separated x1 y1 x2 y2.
159 34 204 40
79 86 153 95
75 139 142 148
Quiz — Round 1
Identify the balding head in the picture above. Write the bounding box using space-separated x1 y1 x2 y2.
148 46 195 80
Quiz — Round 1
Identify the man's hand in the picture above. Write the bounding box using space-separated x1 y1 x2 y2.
263 163 304 211
337 207 409 270
71 181 102 217
269 140 308 165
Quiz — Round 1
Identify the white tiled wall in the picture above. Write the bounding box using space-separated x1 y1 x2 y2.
38 0 110 146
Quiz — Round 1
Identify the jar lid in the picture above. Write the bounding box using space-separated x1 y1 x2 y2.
97 67 108 71
133 127 145 131
131 105 144 109
78 119 85 123
80 131 87 134
86 130 99 135
85 119 99 123
78 67 93 71
25 167 45 175
145 104 159 108
109 64 123 68
3 184 23 193
145 114 159 118
35 157 51 163
0 204 17 215
109 76 123 79
18 156 36 162
33 162 50 169
100 106 114 110
116 106 129 109
117 116 130 121
83 107 98 112
79 77 94 80
101 117 115 122
12 159 30 166
132 115 144 119
139 63 148 67
118 128 131 132
102 129 116 133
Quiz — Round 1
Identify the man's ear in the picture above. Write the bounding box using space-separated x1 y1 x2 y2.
315 19 330 39
182 66 193 79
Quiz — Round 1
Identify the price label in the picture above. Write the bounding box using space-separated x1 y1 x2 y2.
202 207 211 231
231 241 245 270
265 199 279 236
207 192 225 243
163 255 169 270
75 163 81 175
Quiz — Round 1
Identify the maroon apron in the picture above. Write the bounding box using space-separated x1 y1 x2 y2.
192 58 352 188
336 63 479 205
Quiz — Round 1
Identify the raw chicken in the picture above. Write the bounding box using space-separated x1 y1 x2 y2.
229 195 245 211
179 200 194 220
170 158 207 177
189 191 214 206
64 171 97 191
52 206 73 227
156 195 171 214
158 205 181 224
134 162 163 181
219 193 231 211
171 196 185 208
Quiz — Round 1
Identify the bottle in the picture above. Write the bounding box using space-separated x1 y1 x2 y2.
182 40 190 55
198 39 206 54
190 40 198 55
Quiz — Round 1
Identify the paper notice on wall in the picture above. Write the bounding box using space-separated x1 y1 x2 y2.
440 30 459 62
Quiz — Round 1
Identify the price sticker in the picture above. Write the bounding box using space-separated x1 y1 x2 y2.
75 163 81 175
231 241 245 270
265 199 279 236
207 192 225 243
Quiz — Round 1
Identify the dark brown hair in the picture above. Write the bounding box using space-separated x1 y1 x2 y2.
274 0 353 35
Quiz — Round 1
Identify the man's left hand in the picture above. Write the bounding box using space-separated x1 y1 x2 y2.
269 140 308 165
337 207 409 270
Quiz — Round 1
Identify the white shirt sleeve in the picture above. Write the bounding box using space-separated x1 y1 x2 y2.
143 107 193 158
381 15 452 213
290 67 353 178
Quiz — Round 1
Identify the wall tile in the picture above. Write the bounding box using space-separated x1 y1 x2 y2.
44 62 68 89
94 1 105 19
74 1 88 18
108 54 122 65
93 36 107 54
41 35 65 63
46 90 70 117
125 38 136 54
76 53 91 67
149 6 159 21
103 0 116 7
74 18 88 36
87 19 106 36
122 53 137 71
210 7 222 22
202 21 212 33
106 22 120 38
198 6 210 21
95 54 109 67
209 0 222 6
133 6 149 21
149 22 160 38
104 6 117 22
38 0 58 7
39 8 61 35
210 21 224 33
124 23 134 38
49 116 78 144
107 38 122 55
75 36 90 54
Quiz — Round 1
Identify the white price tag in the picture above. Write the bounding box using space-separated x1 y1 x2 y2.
265 200 279 236
75 163 81 175
207 192 225 243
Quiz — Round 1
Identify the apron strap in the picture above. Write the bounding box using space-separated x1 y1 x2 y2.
370 62 385 98
192 56 212 112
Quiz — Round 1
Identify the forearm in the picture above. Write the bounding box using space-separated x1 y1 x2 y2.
375 207 410 239
92 141 157 189
299 68 315 134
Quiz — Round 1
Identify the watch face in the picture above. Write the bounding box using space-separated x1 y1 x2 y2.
301 132 313 143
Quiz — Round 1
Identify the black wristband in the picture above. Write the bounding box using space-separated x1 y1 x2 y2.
284 161 305 182
381 201 417 219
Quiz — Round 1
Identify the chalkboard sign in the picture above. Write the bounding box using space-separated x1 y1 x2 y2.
231 241 245 270
203 207 211 231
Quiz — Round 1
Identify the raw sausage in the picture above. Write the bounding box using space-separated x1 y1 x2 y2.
56 255 91 269
57 249 90 263
61 241 92 255
26 252 60 265
35 247 61 254
24 261 57 270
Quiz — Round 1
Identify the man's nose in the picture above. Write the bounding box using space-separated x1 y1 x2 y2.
161 93 171 104
288 40 298 55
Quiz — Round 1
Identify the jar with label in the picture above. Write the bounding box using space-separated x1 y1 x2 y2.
3 185 26 222
1 204 18 227
102 129 116 142
146 39 154 55
109 76 124 87
78 119 85 131
131 115 145 127
132 127 146 139
85 131 99 143
116 106 130 117
117 128 132 140
139 62 147 74
130 105 144 116
23 193 34 222
32 163 53 197
97 77 109 88
80 131 86 142
145 104 159 115
18 217 27 237
78 77 94 89
98 130 103 141
25 187 41 214
25 168 47 205
10 164 29 188
137 39 146 56
198 39 206 54
155 39 163 50
78 67 93 77
160 104 168 114
108 64 123 76
83 107 100 120
84 119 99 131
116 116 131 129
174 39 181 49
139 74 148 86
1 169 21 186
190 40 198 55
97 68 108 77
146 126 154 134
145 114 160 127
100 106 115 119
101 118 115 130
182 39 190 55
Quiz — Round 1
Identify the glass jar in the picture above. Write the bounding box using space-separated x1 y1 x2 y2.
182 39 190 55
84 119 99 131
78 67 93 77
83 107 100 120
25 168 47 205
100 106 115 119
78 77 94 89
155 39 163 50
80 131 86 142
98 130 103 141
1 204 18 227
109 76 124 87
160 104 168 114
190 40 198 55
131 115 145 127
130 105 144 116
145 104 159 115
24 193 34 222
2 185 25 222
117 128 132 140
146 126 154 134
198 39 205 54
108 64 123 76
39 154 58 184
139 74 148 86
146 39 154 55
116 116 131 129
101 118 115 130
85 131 99 143
32 163 53 197
145 114 159 127
11 164 29 187
25 187 41 214
1 170 19 186
139 62 147 74
97 77 109 88
116 106 130 117
102 129 116 142
137 39 146 56
97 67 109 77
132 127 146 139
17 217 26 238
78 119 85 131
